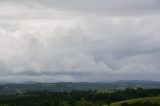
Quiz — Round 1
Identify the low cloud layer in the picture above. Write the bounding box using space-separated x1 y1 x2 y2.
0 0 160 82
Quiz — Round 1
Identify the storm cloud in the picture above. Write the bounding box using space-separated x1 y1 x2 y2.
0 0 160 82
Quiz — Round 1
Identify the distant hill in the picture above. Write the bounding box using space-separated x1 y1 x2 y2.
0 81 12 84
113 80 160 84
0 80 160 95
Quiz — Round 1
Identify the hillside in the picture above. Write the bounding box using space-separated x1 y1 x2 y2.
0 80 160 95
0 89 160 106
111 96 160 106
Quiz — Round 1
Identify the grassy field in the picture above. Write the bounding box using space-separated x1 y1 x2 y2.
110 96 160 106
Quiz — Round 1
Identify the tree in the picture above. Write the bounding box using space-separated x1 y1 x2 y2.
121 102 129 106
106 100 111 106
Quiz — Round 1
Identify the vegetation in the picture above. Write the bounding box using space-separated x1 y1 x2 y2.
1 81 160 94
121 101 160 106
111 97 160 106
0 88 160 106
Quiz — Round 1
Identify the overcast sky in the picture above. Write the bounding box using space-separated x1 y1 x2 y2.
0 0 160 82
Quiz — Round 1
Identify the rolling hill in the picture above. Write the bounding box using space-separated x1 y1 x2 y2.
111 96 160 106
0 80 160 95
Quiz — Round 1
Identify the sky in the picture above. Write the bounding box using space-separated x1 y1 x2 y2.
0 0 160 82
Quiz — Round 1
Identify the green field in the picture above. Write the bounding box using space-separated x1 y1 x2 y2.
111 96 160 106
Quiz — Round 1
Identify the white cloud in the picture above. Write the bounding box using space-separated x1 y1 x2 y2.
0 0 160 82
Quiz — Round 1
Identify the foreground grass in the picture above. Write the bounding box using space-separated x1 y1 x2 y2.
110 96 160 106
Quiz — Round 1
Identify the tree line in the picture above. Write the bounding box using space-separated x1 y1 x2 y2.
0 88 160 106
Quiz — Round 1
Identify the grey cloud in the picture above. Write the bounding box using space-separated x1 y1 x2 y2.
29 0 160 12
0 0 160 20
0 0 160 82
0 16 160 79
